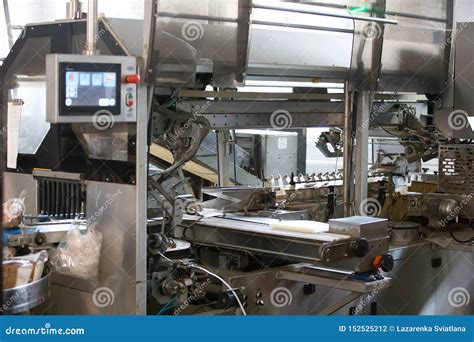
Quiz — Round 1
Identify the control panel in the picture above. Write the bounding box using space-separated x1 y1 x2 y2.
46 54 139 124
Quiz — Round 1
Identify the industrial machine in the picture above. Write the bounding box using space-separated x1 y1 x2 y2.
1 4 147 313
1 0 472 316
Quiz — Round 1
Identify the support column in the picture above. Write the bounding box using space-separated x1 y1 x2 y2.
343 80 352 217
135 85 149 315
353 92 371 214
217 130 230 186
84 0 98 55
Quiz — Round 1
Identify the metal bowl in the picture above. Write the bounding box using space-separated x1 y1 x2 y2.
3 267 51 314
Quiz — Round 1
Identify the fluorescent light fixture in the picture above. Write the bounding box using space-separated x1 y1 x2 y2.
237 86 293 93
235 129 298 136
245 80 344 88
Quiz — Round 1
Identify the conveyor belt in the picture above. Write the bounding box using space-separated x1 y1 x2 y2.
177 216 362 263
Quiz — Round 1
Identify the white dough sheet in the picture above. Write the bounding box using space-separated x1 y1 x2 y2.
270 220 329 234
270 220 350 242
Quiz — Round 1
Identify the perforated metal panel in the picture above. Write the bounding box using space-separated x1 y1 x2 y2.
439 144 474 194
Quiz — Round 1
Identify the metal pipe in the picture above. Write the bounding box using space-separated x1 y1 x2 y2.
343 80 351 217
67 0 82 20
252 2 398 25
3 0 13 48
251 20 354 34
156 12 239 24
84 0 98 55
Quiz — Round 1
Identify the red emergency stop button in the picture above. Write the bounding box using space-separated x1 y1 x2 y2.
125 74 141 84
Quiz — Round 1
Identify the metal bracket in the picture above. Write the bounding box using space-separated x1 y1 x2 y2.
276 265 391 315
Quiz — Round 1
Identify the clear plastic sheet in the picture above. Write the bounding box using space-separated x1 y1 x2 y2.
50 223 103 283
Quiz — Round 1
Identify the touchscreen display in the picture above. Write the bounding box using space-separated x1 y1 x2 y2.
59 62 121 116
65 71 117 107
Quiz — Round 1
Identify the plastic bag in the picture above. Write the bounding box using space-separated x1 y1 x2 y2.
2 190 26 229
16 250 48 282
50 223 103 282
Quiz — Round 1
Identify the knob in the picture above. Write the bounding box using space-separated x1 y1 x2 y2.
350 238 369 257
373 253 394 272
380 254 394 272
33 232 47 246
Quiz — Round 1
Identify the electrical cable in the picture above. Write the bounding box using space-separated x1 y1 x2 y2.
378 125 401 137
157 294 176 315
152 107 210 177
157 251 173 262
190 264 247 316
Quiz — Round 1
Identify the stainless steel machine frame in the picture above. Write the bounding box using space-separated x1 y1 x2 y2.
0 17 148 315
2 0 472 317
